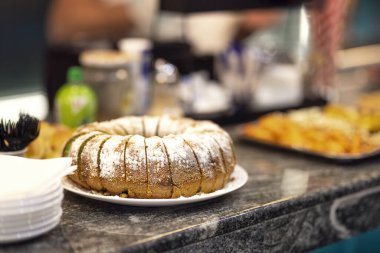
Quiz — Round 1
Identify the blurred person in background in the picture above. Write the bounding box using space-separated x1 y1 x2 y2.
45 0 282 109
2 0 379 112
45 0 158 109
47 0 281 50
46 0 158 46
238 9 283 38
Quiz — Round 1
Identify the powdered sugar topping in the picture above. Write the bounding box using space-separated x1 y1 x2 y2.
125 135 146 171
99 136 125 179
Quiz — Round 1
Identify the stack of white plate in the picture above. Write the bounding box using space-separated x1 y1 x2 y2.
0 155 73 244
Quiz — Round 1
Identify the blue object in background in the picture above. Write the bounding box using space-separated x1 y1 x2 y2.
311 228 380 253
344 0 380 48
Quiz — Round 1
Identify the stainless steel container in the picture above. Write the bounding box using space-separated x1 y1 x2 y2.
80 50 131 121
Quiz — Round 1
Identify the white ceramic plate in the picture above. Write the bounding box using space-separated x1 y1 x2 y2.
0 194 63 216
0 204 61 223
62 165 248 207
0 206 61 229
0 181 62 206
0 215 61 244
1 185 63 210
0 156 72 201
0 209 62 234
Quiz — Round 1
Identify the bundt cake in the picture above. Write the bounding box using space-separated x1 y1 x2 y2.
63 116 236 198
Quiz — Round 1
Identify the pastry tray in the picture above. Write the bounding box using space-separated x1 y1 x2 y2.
238 126 380 163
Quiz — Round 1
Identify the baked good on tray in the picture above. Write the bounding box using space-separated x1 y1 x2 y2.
63 116 236 198
243 106 380 156
26 122 74 159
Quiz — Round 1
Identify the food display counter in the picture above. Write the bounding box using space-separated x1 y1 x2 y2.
2 127 380 253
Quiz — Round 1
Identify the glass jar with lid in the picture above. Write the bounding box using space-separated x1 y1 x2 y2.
80 50 132 121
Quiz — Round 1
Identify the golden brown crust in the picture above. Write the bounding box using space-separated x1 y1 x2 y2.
163 136 201 197
68 132 102 189
68 172 88 189
80 135 111 191
62 132 87 157
66 116 236 198
124 135 149 198
77 134 102 182
99 136 130 194
146 136 172 198
211 133 236 184
182 134 216 193
196 134 226 190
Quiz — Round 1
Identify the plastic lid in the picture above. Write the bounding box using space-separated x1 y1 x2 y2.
118 38 152 54
80 50 129 67
67 66 83 83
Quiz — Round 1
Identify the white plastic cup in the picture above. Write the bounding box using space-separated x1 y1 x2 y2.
118 38 153 115
118 38 152 60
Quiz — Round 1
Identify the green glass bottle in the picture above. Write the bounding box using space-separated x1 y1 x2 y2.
55 66 97 128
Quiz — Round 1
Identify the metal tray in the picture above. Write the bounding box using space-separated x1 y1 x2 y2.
238 129 380 163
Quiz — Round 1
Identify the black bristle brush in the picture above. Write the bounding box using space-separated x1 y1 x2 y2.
0 113 40 152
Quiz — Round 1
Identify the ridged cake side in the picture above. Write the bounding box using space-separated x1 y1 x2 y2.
63 116 236 198
79 135 111 191
163 136 201 197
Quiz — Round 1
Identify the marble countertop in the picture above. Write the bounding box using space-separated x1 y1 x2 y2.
3 128 380 253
